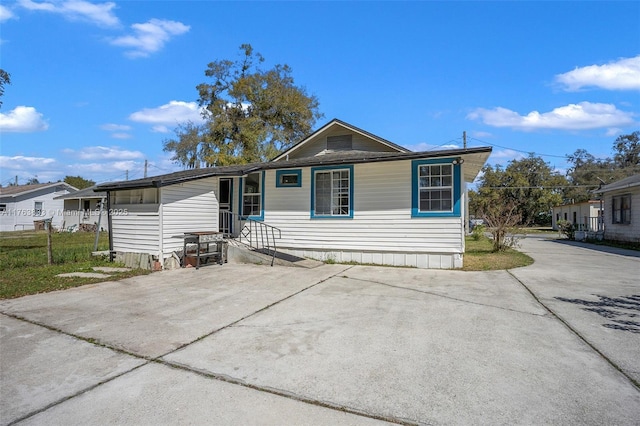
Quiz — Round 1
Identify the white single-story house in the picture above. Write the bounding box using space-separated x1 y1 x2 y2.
593 174 640 243
96 119 492 269
0 182 77 232
551 200 603 232
54 185 109 232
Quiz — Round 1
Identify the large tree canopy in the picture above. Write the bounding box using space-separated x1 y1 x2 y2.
164 44 323 167
565 131 640 202
0 68 10 108
64 175 95 190
470 155 567 227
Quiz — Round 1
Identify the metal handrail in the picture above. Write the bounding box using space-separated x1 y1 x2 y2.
220 210 281 266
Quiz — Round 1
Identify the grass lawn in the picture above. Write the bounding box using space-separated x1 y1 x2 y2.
0 230 150 299
463 236 534 271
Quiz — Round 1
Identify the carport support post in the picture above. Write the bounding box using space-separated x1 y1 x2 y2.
46 219 53 265
107 192 114 262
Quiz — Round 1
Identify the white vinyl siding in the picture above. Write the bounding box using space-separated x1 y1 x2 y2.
161 178 218 256
0 186 70 232
602 188 640 243
110 178 219 257
111 211 160 254
264 161 463 257
111 190 160 254
287 129 403 159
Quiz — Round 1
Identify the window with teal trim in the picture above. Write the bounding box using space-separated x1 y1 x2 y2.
311 166 353 218
419 164 453 212
412 159 460 217
276 169 302 187
242 172 262 216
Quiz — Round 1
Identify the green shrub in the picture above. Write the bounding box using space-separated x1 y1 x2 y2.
471 224 486 241
557 220 575 240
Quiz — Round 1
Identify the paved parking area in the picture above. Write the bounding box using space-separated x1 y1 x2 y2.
1 237 639 425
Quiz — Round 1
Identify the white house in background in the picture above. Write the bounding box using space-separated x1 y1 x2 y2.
594 174 640 243
54 185 109 232
96 119 492 269
0 182 77 232
551 200 603 232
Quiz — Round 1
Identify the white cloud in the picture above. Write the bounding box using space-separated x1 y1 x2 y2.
110 18 189 58
490 149 526 160
0 106 48 132
100 123 131 131
0 4 16 22
129 101 205 126
467 102 635 131
406 142 460 152
0 155 56 171
151 125 170 133
471 131 493 139
110 133 132 139
66 146 144 161
555 55 640 91
100 123 132 139
72 160 137 173
17 0 120 28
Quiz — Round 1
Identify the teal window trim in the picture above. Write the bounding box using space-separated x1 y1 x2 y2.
276 169 302 188
411 159 461 217
310 165 354 219
239 170 265 221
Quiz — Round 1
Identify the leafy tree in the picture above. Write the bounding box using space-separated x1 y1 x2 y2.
26 177 40 185
0 68 10 108
469 165 521 251
613 131 640 169
564 131 640 202
64 175 95 190
164 44 323 167
471 155 566 228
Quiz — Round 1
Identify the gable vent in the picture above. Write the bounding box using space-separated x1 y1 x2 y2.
327 135 353 151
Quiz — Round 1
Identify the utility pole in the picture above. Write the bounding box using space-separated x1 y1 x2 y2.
144 160 148 178
463 131 467 149
126 170 129 181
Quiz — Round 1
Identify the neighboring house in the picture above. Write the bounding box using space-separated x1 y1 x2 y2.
54 185 109 232
0 182 78 232
96 119 492 269
593 174 640 243
551 200 603 232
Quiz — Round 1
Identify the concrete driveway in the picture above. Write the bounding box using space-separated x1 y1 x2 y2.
1 237 639 425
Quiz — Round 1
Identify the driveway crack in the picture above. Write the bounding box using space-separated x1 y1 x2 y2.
506 269 640 391
343 275 549 318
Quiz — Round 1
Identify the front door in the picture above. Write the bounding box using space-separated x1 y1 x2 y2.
219 178 232 234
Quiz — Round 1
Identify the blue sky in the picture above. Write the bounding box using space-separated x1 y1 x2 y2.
1 1 639 186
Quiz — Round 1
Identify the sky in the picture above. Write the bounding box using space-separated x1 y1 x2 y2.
0 0 639 186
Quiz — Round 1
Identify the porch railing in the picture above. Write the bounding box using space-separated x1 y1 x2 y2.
219 210 282 266
575 216 604 232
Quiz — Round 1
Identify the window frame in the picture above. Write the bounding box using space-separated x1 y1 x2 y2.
240 171 265 220
34 201 44 216
310 165 354 219
411 159 461 218
612 194 631 225
276 169 302 188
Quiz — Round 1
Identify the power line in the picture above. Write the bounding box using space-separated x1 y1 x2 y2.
483 185 598 189
468 137 567 159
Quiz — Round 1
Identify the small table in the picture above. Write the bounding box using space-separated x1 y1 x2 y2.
182 232 227 269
